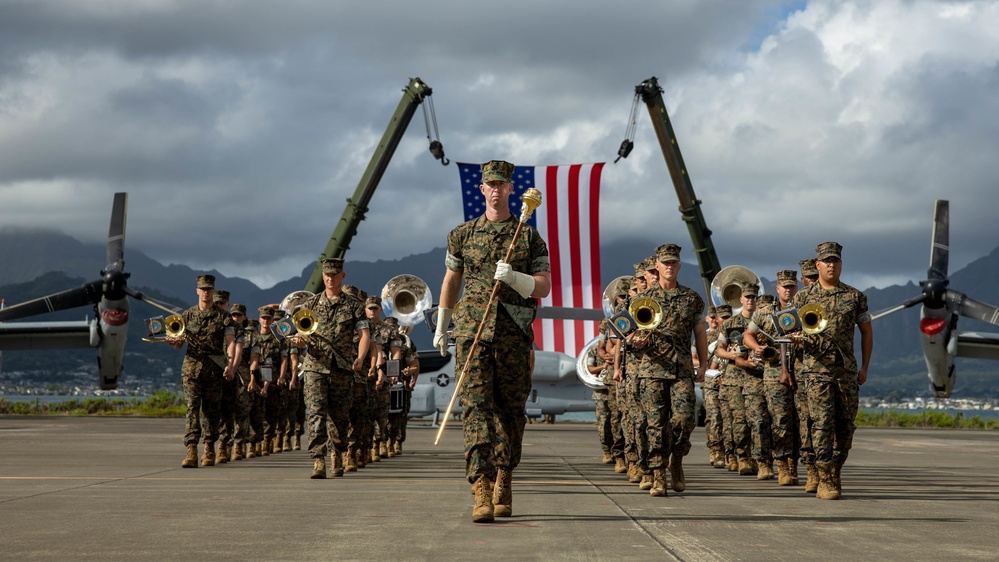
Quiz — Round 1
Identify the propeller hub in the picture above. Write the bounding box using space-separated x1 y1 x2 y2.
102 269 129 301
920 278 949 308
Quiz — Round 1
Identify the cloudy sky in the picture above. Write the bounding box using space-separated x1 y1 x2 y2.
2 0 998 291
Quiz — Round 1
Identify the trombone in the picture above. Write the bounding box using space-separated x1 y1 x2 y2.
799 303 829 335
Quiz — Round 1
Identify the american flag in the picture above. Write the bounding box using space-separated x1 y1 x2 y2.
458 162 604 357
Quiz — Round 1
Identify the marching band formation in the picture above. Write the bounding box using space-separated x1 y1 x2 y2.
587 241 872 500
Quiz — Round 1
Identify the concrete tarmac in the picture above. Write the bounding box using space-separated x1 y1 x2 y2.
1 416 997 561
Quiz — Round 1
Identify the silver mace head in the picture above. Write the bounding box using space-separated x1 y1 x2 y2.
519 188 542 222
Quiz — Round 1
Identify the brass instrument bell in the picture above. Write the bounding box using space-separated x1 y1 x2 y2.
629 297 663 331
799 303 829 335
165 314 185 339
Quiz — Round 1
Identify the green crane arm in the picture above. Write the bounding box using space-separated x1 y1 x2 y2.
634 76 722 301
305 77 443 293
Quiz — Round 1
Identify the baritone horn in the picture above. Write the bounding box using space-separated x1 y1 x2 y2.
799 303 829 335
381 274 432 327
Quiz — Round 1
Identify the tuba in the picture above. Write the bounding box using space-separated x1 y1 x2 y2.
602 275 633 317
799 303 829 334
381 274 432 327
575 337 608 390
710 265 764 315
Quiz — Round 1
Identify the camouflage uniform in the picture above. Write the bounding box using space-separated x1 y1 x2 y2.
719 311 771 465
179 300 237 447
446 211 549 484
794 258 820 468
790 250 871 471
633 277 705 475
747 300 796 462
301 271 368 461
234 318 259 453
701 324 724 461
370 322 392 453
589 327 622 461
256 323 285 451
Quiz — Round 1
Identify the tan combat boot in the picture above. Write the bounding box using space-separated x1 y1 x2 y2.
386 439 396 458
272 436 282 454
201 442 216 467
331 451 344 477
261 437 271 456
638 472 653 491
472 477 495 523
757 459 774 480
371 446 381 462
394 440 402 455
602 451 614 464
776 458 794 486
726 454 738 472
832 463 843 494
379 441 389 458
815 464 840 500
182 444 198 468
310 457 327 479
712 448 727 469
614 458 627 474
650 468 668 497
668 455 686 492
247 442 257 459
789 458 800 485
738 456 754 476
804 463 819 493
294 435 302 450
232 443 244 461
344 449 357 472
493 468 513 517
283 436 292 452
217 444 230 464
356 449 367 469
627 462 641 483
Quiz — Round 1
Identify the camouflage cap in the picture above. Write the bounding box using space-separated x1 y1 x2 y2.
272 309 286 320
816 241 843 261
716 304 733 318
213 289 230 304
655 243 682 263
383 316 399 326
613 279 630 297
741 282 760 297
258 306 274 319
776 269 798 287
707 305 717 318
644 256 658 271
633 261 645 277
481 160 515 183
758 294 776 307
799 258 818 277
196 274 216 289
322 258 344 275
229 303 247 315
365 296 382 309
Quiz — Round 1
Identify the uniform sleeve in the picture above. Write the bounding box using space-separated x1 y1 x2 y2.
445 227 464 273
856 290 872 325
529 229 551 274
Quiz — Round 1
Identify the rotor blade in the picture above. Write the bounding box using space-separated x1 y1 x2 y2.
106 192 128 272
948 290 999 326
870 293 927 321
0 281 103 322
124 287 184 315
928 199 949 281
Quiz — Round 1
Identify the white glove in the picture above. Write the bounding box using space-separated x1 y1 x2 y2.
433 307 453 356
494 261 536 299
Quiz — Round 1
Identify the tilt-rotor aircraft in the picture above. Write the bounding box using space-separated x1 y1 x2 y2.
0 193 181 390
872 200 999 397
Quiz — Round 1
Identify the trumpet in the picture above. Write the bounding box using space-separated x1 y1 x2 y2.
799 303 829 335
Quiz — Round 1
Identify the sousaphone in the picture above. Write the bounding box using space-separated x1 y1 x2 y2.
710 265 764 315
575 336 608 390
602 275 633 317
381 274 432 327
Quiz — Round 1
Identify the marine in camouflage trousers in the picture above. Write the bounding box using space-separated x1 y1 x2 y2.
264 384 283 441
762 366 796 460
220 373 251 447
702 375 724 454
636 378 674 471
182 365 223 446
248 392 265 445
347 371 370 454
740 373 773 462
669 378 697 458
373 385 390 446
304 368 354 458
720 374 745 459
794 369 815 465
806 368 859 466
282 382 299 444
456 318 532 484
593 384 624 459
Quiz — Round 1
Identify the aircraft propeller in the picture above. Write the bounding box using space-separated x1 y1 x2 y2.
871 200 999 328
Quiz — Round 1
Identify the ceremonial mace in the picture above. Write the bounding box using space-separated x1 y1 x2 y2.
434 188 543 445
